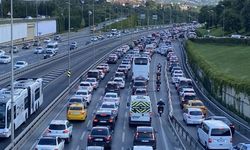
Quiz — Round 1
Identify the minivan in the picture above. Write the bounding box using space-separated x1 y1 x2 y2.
87 70 100 81
197 120 232 150
46 42 58 53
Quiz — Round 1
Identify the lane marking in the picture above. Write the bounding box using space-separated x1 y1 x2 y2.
80 131 86 140
76 145 80 150
122 132 125 142
87 120 91 127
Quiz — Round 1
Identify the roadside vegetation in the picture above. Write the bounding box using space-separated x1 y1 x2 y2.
198 0 250 36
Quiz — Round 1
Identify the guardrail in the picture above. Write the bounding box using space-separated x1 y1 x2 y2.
179 41 250 140
4 39 120 150
164 59 205 150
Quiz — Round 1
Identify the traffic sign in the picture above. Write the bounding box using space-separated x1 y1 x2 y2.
67 70 71 77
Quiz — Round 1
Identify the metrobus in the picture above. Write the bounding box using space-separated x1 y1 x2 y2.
0 78 43 138
132 56 150 81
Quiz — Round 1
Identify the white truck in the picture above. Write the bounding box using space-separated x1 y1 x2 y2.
132 57 150 81
129 95 152 126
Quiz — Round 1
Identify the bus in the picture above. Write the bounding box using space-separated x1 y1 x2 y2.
132 57 150 81
0 78 43 138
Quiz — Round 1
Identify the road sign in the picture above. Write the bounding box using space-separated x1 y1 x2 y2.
140 14 145 20
67 70 71 77
152 15 158 20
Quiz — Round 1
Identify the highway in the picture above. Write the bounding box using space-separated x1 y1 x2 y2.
0 27 145 149
166 40 250 146
18 43 181 150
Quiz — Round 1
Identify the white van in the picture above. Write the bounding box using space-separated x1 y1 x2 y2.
197 120 232 150
46 42 58 53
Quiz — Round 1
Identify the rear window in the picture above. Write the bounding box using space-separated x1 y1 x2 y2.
134 82 146 86
96 114 111 119
69 98 81 103
137 132 153 138
189 111 202 115
49 124 65 130
76 91 87 95
211 128 231 136
91 128 108 136
105 94 116 98
101 104 115 109
107 84 118 89
184 95 196 100
192 102 204 106
69 106 82 111
38 138 57 145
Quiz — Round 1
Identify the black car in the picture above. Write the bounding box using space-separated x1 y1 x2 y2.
133 126 156 149
105 81 120 96
205 116 235 135
93 110 116 130
87 126 112 149
22 43 31 49
132 80 147 94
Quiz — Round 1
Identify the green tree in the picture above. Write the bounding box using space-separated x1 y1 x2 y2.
224 9 241 32
241 0 250 32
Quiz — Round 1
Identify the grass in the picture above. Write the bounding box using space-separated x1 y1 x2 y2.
196 27 229 37
187 41 250 82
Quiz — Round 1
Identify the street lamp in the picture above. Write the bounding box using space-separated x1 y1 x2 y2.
66 0 71 88
80 0 85 28
88 10 92 29
221 5 225 37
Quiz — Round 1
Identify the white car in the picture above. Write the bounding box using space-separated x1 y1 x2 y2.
86 78 99 89
35 136 65 150
172 70 183 76
96 65 107 74
113 77 125 88
172 73 183 84
99 63 110 73
45 120 73 143
183 107 204 125
133 146 153 150
103 92 120 105
0 50 5 56
79 81 93 93
44 37 52 43
179 87 195 96
14 61 28 69
100 101 119 119
121 61 131 70
0 55 11 64
75 89 92 104
34 47 45 54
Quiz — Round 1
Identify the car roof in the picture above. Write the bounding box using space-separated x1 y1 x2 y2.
86 146 104 150
102 101 116 105
76 89 88 92
114 77 123 80
188 100 203 103
133 146 153 150
208 116 228 120
92 126 109 130
50 120 67 125
96 109 112 114
203 120 230 128
105 92 117 95
137 126 154 132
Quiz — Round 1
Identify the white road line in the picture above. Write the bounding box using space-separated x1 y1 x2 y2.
80 131 86 140
87 120 91 127
76 145 80 150
122 132 125 142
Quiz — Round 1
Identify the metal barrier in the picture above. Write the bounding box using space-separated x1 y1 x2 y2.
179 42 250 140
164 60 205 150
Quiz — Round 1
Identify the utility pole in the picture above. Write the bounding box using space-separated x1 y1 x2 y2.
67 0 71 87
10 0 15 147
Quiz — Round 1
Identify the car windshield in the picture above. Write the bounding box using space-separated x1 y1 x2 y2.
189 111 202 115
69 98 81 103
69 106 82 111
49 124 65 130
192 102 204 106
80 83 89 87
211 128 231 136
114 79 122 82
38 138 57 145
101 104 115 109
86 79 95 82
91 128 108 136
0 103 6 128
107 84 118 89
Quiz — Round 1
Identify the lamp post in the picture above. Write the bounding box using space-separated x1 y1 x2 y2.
221 5 225 37
80 0 84 28
67 0 71 88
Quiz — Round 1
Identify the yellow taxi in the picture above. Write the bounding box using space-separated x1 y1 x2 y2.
67 103 87 121
183 100 207 116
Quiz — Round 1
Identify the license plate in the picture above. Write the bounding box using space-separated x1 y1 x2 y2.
132 116 140 119
95 138 103 141
217 139 225 142
72 112 80 115
100 121 107 123
142 140 149 142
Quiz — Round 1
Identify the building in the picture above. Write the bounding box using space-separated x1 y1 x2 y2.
0 18 56 44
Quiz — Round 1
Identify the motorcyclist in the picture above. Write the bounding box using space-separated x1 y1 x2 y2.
156 80 161 91
157 63 162 72
157 99 165 116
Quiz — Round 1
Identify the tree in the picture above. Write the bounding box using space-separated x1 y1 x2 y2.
224 9 241 32
241 0 250 32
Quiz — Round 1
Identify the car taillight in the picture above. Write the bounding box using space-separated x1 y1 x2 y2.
106 135 111 141
63 130 69 133
109 119 113 123
88 135 93 140
46 129 51 133
135 132 139 139
93 119 98 122
208 138 212 143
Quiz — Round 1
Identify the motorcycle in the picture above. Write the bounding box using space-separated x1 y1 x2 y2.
156 84 160 92
158 106 164 117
